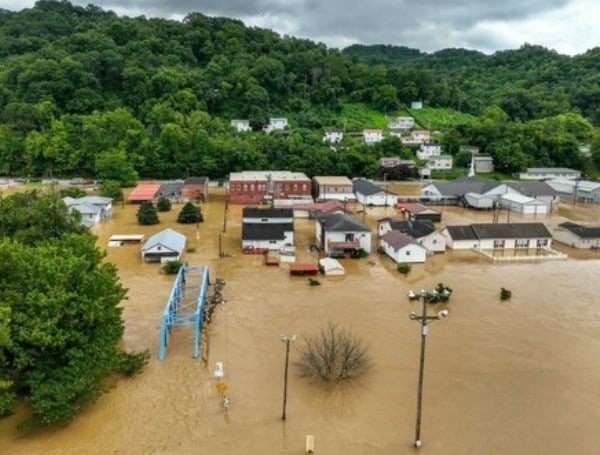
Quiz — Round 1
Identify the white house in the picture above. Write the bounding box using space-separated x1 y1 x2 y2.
387 117 415 130
315 213 372 255
362 129 383 144
353 179 398 206
553 222 600 249
426 155 453 170
263 117 288 133
499 193 549 215
141 228 186 262
402 130 431 146
63 196 113 226
473 156 494 173
546 179 600 204
416 142 442 160
241 208 294 252
377 218 446 253
441 223 552 250
323 129 344 144
379 230 427 263
230 119 252 132
518 168 581 180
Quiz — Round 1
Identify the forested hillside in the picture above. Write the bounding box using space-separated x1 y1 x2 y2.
0 0 599 181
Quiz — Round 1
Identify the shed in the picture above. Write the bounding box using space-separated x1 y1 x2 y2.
141 228 186 262
289 263 319 276
319 258 345 276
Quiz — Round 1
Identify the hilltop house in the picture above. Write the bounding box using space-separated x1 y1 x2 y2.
473 156 494 173
231 119 252 132
416 141 442 160
263 117 288 133
315 213 372 256
426 154 453 170
387 117 415 130
323 129 344 144
362 129 383 144
402 130 431 146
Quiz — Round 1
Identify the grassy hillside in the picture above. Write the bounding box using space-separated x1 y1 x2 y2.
406 107 480 130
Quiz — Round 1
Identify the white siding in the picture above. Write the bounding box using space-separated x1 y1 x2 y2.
380 241 427 263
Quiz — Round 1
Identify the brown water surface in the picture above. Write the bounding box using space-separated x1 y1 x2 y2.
2 185 600 454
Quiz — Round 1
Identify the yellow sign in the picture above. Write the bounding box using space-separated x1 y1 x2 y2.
216 382 228 394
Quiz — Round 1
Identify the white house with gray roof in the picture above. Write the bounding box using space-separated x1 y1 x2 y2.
441 223 552 250
553 222 600 249
63 196 113 226
141 228 186 262
379 230 427 263
315 213 372 255
546 179 600 204
353 179 398 206
499 193 549 215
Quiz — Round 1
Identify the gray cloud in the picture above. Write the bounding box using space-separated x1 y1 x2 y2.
7 0 593 54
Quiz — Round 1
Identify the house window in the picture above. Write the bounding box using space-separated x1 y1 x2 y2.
302 184 307 191
493 240 505 249
432 239 437 244
405 251 411 256
236 184 241 190
250 184 255 191
345 233 354 241
515 239 530 249
277 183 282 189
293 184 298 191
285 184 290 191
537 239 548 248
261 218 268 223
243 184 248 191
269 240 277 244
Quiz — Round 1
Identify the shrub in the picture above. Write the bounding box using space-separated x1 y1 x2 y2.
177 202 203 224
397 262 412 275
162 260 183 274
59 187 86 198
156 196 172 212
136 201 159 225
308 278 321 286
295 323 371 383
114 350 150 377
99 180 124 201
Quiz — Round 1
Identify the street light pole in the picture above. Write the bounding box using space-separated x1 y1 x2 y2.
280 334 296 421
409 295 449 449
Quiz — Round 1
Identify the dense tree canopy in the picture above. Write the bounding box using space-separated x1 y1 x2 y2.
0 1 600 179
0 190 147 428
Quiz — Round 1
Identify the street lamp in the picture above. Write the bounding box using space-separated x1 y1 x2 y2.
280 334 296 421
409 293 449 449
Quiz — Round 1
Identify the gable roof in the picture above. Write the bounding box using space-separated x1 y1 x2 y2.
429 177 501 197
558 222 600 238
142 228 186 253
353 179 394 196
243 207 293 218
292 200 353 215
242 222 293 240
506 181 557 197
317 213 371 232
381 230 422 249
158 181 183 196
444 225 478 241
395 202 440 215
128 182 162 202
391 219 436 238
184 177 209 185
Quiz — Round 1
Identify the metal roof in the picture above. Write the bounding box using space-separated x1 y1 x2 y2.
142 228 186 253
353 179 395 196
506 181 557 197
128 182 162 201
472 223 552 239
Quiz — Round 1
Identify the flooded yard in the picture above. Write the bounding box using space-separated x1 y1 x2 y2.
2 185 600 454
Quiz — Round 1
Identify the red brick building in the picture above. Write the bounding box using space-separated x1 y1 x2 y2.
228 171 312 204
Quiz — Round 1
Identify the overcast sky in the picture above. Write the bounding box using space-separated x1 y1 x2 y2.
4 0 600 55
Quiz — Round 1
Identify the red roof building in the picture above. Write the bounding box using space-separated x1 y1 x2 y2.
128 182 162 202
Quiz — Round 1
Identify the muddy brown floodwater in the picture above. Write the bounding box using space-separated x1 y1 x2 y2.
2 184 600 454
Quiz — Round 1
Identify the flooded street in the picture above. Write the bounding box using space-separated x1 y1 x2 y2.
2 185 600 454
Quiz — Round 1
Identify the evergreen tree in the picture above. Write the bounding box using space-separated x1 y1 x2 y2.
177 202 203 224
136 201 159 225
156 196 172 212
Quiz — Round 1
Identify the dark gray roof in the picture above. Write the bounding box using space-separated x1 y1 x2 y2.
184 176 209 185
317 213 371 232
243 207 293 218
389 219 436 238
158 181 183 196
472 223 551 239
242 223 293 240
381 230 418 249
506 181 557 197
444 225 478 241
559 222 600 238
431 177 501 197
353 179 394 196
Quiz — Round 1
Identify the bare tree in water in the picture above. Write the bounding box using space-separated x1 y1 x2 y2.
295 323 371 382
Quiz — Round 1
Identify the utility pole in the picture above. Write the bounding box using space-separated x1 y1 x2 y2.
280 334 296 421
222 198 228 233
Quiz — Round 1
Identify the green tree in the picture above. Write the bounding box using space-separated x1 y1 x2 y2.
95 147 139 187
177 202 203 224
156 196 172 212
99 180 124 202
136 201 159 225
